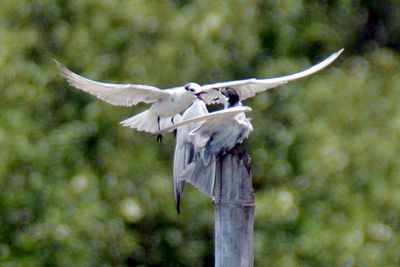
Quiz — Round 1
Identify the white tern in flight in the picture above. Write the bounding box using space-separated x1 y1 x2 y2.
56 49 343 141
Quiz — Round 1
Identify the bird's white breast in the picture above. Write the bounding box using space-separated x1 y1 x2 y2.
151 87 196 116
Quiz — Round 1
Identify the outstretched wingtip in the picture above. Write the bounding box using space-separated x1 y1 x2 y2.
53 59 71 78
53 58 65 69
324 48 344 66
333 48 344 59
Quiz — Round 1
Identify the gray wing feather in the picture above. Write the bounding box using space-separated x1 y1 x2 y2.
180 157 217 197
173 100 208 213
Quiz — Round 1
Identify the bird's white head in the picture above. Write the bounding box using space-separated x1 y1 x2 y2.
184 82 207 100
184 82 202 94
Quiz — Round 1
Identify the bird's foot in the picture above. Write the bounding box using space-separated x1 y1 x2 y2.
157 134 163 143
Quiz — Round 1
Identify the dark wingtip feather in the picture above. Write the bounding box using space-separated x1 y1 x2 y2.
176 193 181 215
53 58 67 72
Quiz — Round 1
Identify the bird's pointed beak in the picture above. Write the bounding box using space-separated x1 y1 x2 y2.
194 91 207 100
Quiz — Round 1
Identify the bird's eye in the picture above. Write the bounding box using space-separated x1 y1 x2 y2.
190 89 195 92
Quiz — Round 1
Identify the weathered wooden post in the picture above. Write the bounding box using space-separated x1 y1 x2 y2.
214 146 255 267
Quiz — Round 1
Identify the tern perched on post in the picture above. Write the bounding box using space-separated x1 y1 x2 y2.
156 88 253 212
56 49 343 139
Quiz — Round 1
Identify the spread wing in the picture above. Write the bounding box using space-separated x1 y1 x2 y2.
55 60 170 106
200 49 344 104
155 106 252 135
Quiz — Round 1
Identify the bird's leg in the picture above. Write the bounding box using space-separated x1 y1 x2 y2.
156 116 163 143
171 116 177 139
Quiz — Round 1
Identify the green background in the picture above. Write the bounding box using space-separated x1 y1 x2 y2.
1 0 400 266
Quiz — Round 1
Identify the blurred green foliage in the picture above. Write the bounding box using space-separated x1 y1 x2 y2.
1 0 400 266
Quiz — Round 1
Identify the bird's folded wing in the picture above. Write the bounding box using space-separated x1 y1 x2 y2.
173 100 209 213
155 106 252 134
173 141 193 213
200 48 344 104
55 60 169 106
